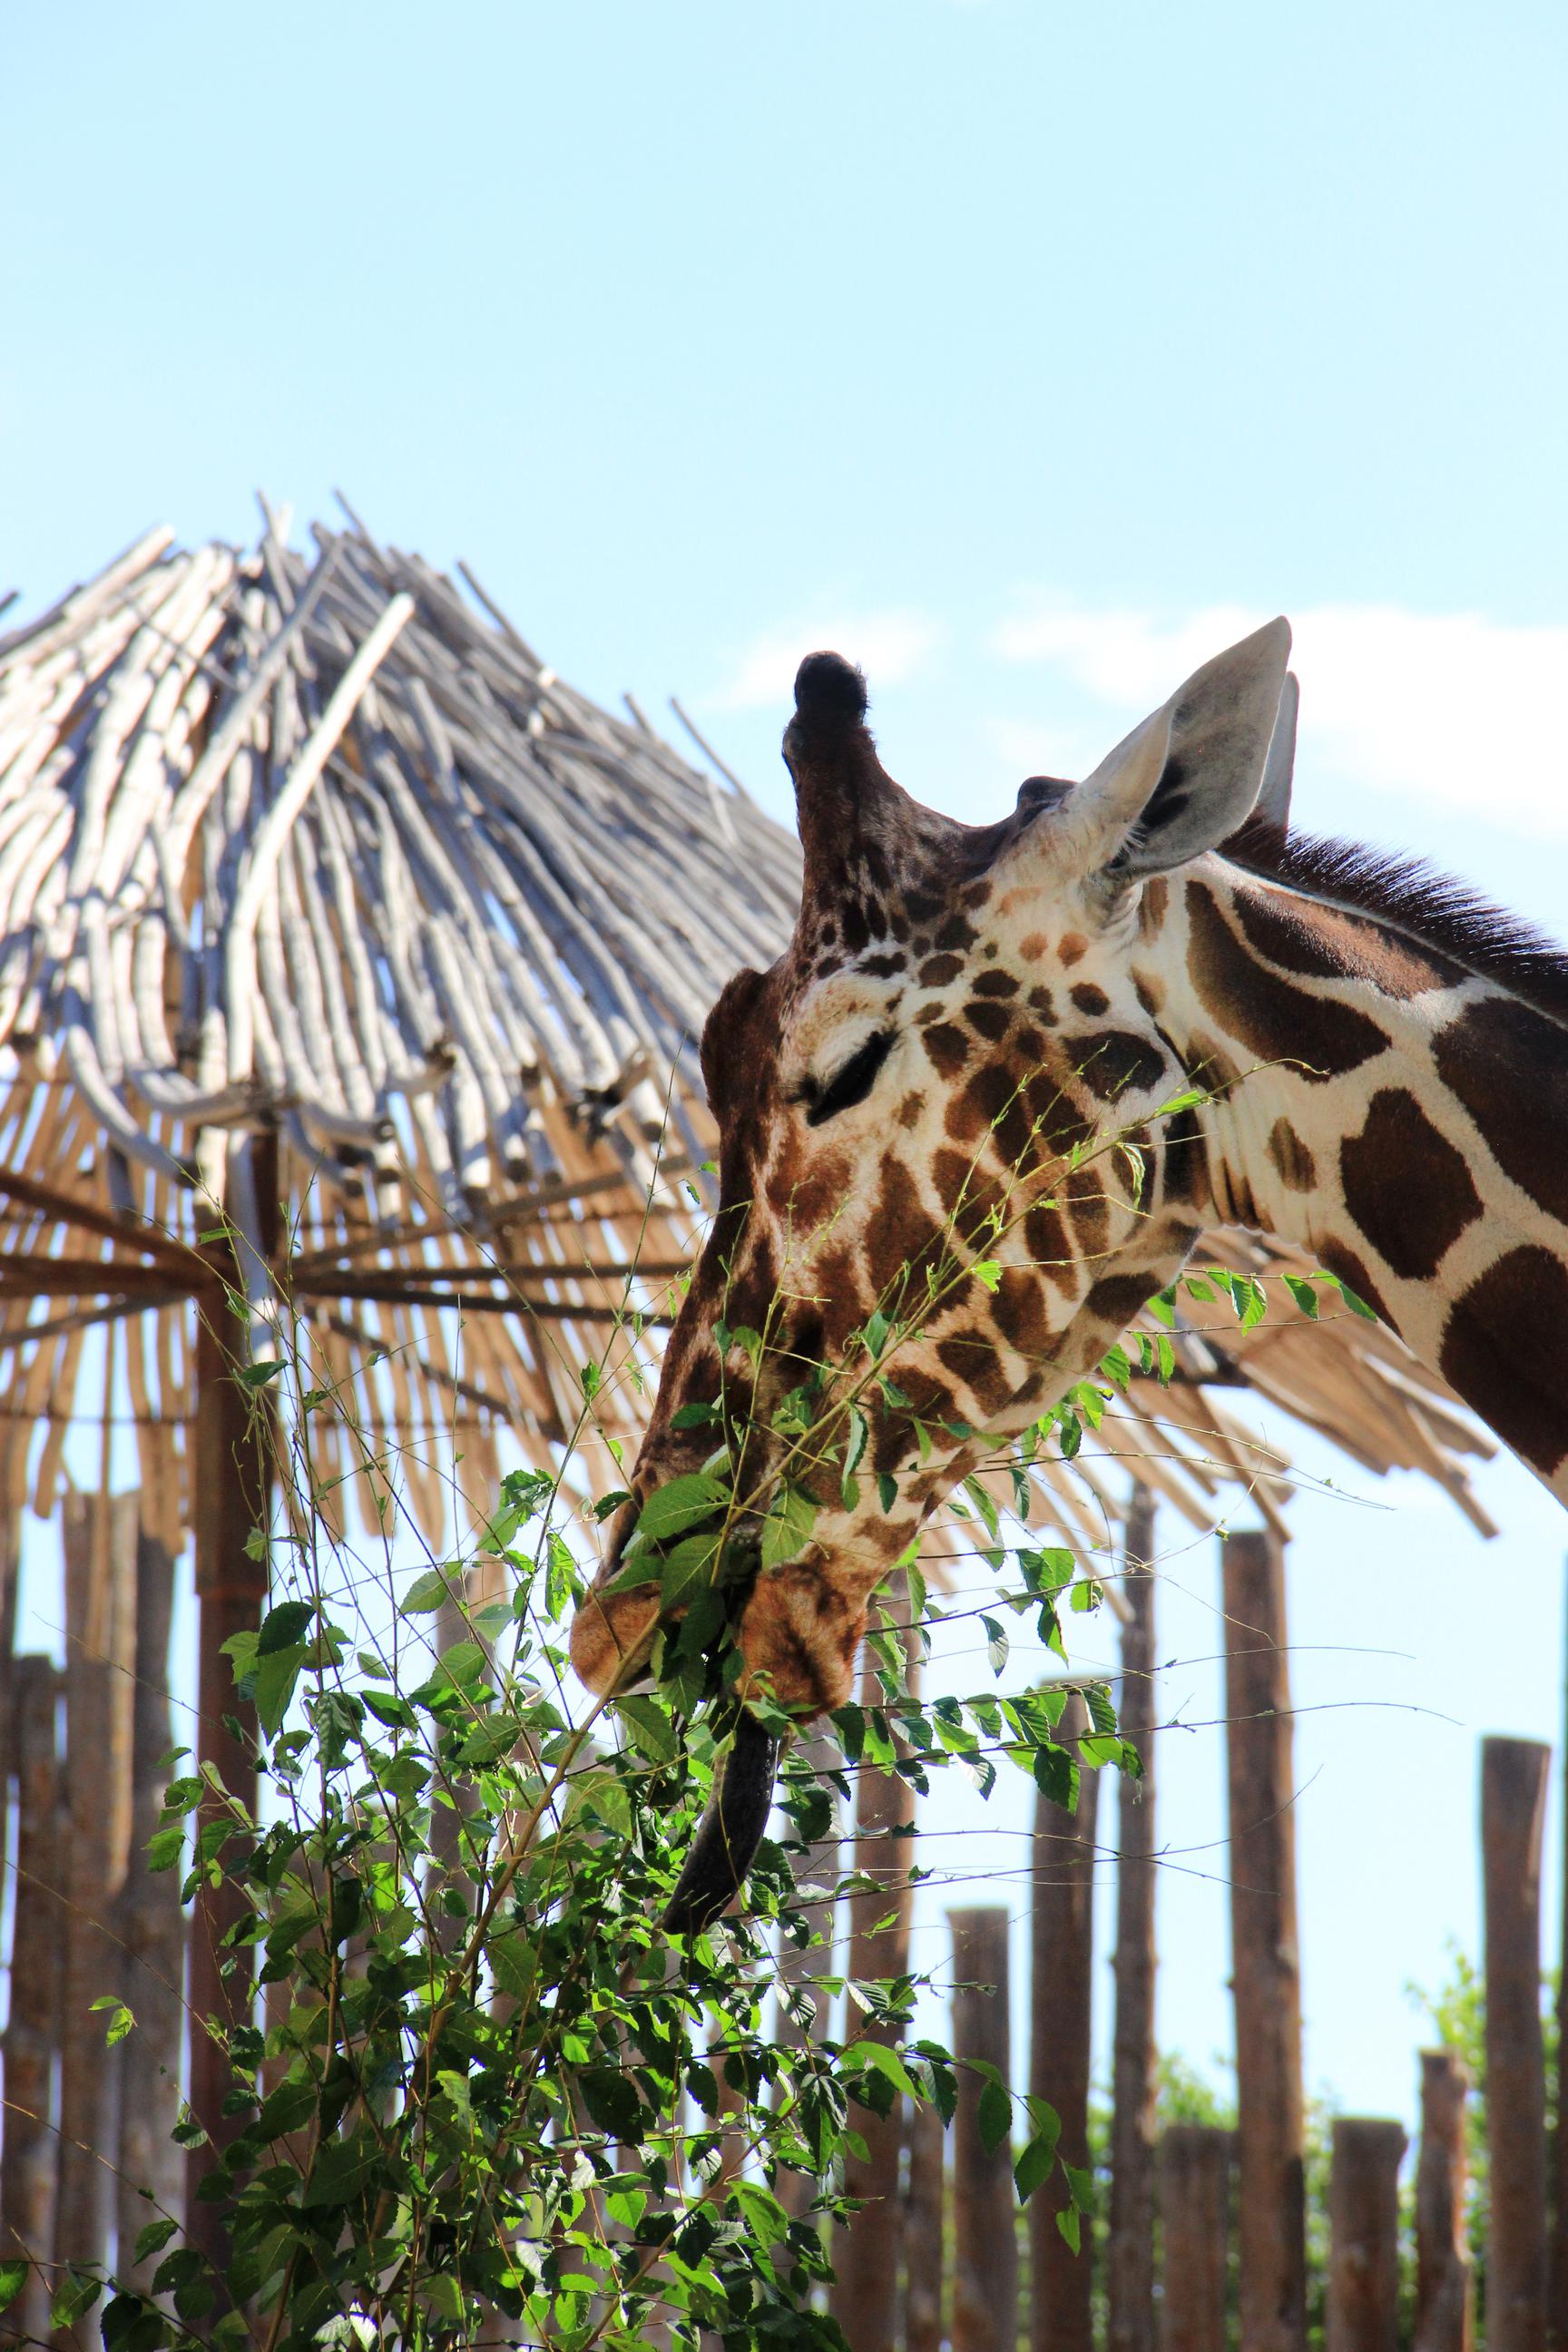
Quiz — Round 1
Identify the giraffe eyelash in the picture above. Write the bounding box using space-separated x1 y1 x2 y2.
796 1030 897 1127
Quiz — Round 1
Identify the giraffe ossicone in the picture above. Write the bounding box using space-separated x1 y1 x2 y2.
571 616 1568 1926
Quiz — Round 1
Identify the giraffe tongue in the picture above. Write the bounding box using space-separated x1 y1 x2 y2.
661 1710 781 1937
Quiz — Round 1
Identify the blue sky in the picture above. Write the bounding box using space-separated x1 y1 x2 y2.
5 0 1568 2131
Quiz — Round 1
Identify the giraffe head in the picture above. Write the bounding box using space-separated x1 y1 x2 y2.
570 620 1293 1730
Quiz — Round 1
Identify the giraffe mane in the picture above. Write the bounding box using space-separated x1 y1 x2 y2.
1226 818 1568 1033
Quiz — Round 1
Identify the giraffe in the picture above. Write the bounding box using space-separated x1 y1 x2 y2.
571 617 1568 1924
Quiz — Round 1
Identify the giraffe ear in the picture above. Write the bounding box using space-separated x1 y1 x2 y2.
1254 670 1299 834
1053 618 1293 881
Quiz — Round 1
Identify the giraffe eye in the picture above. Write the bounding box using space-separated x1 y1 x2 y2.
800 1031 895 1127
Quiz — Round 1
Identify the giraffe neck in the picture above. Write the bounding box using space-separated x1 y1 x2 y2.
1149 858 1568 1500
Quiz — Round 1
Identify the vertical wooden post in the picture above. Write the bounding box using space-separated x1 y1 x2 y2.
53 1490 137 2336
949 1907 1017 2352
1158 2126 1230 2352
188 1135 277 2258
1483 1735 1550 2352
1327 2118 1406 2352
114 1522 186 2283
904 2094 946 2352
1031 1690 1100 2352
2 1654 65 2341
773 1728 840 2221
1109 1485 1158 2352
830 1617 919 2352
1415 2049 1472 2352
1222 1526 1307 2352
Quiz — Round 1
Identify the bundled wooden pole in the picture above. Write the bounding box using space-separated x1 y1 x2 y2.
1482 1735 1550 2352
948 1907 1017 2352
1327 2118 1406 2352
2 1652 65 2341
53 1489 137 2337
772 1727 841 2222
1222 1527 1307 2352
113 1520 186 2282
1108 1485 1158 2352
1157 2126 1230 2352
189 1136 278 2262
1031 1690 1100 2352
903 2094 945 2352
1414 2049 1472 2352
829 1621 920 2352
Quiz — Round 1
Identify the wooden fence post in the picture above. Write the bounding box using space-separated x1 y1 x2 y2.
949 1907 1017 2352
773 1728 841 2222
904 2094 945 2352
1222 1526 1307 2352
2 1653 65 2340
1108 1485 1158 2352
1483 1735 1550 2352
53 1490 137 2339
1158 2126 1230 2352
1327 2118 1406 2352
830 1625 919 2352
189 1138 277 2264
114 1520 186 2284
1031 1690 1100 2352
1415 2049 1472 2352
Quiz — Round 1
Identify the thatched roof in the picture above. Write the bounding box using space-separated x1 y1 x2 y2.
0 511 1495 1553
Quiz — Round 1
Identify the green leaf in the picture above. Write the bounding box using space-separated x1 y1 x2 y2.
300 2127 380 2210
1063 2159 1096 2210
977 2077 1013 2155
845 2040 919 2100
1014 2103 1062 2201
257 1600 314 1655
400 1567 456 1615
971 1259 1002 1291
577 2065 642 2141
1056 2204 1082 2254
638 1470 728 1544
49 2269 102 2328
981 1616 1009 1677
1033 1741 1079 1814
254 1645 307 1737
730 2179 791 2245
669 1400 720 1431
877 1472 898 1514
761 1483 818 1573
657 1530 720 1607
1331 1273 1379 1320
1083 1681 1117 1736
421 2273 467 2325
1283 1273 1319 1318
616 1695 678 1764
237 1358 283 1389
132 2217 180 2265
0 2263 27 2318
89 1996 135 2047
963 1476 1000 1542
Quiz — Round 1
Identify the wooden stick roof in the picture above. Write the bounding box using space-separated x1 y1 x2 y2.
0 511 1495 1552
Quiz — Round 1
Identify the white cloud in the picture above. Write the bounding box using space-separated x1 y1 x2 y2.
707 610 944 712
995 599 1568 836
